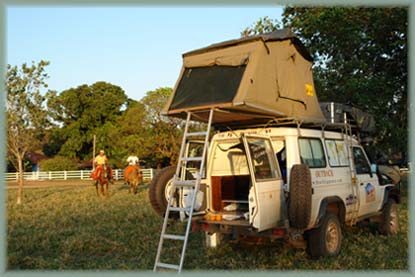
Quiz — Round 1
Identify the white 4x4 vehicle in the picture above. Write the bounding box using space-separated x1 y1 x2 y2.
150 31 401 264
149 125 400 258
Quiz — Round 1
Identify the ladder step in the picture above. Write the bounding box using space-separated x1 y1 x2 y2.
156 262 180 270
181 157 203 162
168 206 191 212
173 180 196 187
162 234 186 241
185 131 208 137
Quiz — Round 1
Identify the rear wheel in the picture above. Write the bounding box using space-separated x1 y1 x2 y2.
379 199 399 235
148 166 178 218
307 213 342 259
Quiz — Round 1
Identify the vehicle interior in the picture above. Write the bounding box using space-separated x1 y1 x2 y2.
209 140 250 219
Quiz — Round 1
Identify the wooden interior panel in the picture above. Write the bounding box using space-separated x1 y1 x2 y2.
210 176 222 211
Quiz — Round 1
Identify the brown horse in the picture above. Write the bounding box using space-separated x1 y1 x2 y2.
94 166 110 196
124 165 143 194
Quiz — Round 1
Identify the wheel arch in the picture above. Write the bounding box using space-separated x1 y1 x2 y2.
315 196 346 227
383 185 401 206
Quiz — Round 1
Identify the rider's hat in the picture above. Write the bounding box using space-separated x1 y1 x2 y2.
99 149 105 154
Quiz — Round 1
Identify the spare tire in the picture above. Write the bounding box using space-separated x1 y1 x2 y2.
288 164 312 229
149 166 178 218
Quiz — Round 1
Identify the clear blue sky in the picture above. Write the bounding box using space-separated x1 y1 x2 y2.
7 6 283 101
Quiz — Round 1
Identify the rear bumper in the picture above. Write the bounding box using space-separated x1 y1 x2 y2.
192 219 287 240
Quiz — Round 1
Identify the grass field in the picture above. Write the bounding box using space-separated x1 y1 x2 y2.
7 179 408 271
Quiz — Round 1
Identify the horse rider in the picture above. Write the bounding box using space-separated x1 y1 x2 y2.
92 149 114 184
127 155 139 166
124 154 141 180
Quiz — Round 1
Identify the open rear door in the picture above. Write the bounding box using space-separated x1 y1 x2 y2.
242 134 284 231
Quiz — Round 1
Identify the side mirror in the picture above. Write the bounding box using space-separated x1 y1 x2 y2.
370 164 377 174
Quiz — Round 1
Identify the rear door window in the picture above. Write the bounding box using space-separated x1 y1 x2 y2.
245 137 280 181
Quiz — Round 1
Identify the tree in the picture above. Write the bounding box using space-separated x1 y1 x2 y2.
140 87 183 166
47 82 129 161
6 60 50 205
107 100 150 168
282 7 407 161
241 16 281 37
39 156 78 171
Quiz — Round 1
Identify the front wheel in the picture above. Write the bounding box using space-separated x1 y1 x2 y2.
307 213 342 259
379 199 399 235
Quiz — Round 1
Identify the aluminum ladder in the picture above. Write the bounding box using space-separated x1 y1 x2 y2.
153 108 214 273
343 113 360 225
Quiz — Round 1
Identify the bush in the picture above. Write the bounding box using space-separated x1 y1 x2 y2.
39 156 78 171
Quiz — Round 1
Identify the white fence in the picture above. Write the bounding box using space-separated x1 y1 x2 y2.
5 168 156 182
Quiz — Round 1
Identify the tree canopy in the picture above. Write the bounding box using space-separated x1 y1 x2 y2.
240 16 281 37
46 81 129 160
139 87 183 167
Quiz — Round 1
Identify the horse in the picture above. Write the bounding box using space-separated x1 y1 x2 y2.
123 165 143 194
93 165 110 197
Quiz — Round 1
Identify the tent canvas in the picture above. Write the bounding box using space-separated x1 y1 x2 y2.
163 29 326 127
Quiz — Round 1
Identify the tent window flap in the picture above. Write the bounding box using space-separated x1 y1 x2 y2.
169 65 246 110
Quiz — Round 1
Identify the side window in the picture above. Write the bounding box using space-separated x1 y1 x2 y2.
299 138 326 168
325 139 349 167
246 138 280 181
353 147 371 174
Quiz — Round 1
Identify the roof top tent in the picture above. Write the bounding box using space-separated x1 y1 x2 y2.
162 29 327 129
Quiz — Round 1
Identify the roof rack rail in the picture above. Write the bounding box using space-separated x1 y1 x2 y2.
213 116 357 133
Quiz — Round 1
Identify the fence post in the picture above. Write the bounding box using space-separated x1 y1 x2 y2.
81 170 84 180
49 171 52 180
64 171 67 180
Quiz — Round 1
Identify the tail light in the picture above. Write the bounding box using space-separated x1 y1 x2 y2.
201 223 210 231
272 229 285 237
191 222 199 232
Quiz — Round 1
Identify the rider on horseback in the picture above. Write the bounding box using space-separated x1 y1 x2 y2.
124 154 140 179
127 155 139 166
92 149 114 184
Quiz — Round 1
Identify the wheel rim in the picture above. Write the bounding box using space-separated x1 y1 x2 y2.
326 221 339 253
389 204 399 234
164 178 174 201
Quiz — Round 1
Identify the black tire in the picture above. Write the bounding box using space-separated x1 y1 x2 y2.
148 166 177 218
379 199 399 235
307 213 342 259
288 164 312 229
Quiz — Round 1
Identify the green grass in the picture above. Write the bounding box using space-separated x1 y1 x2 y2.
7 181 408 271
